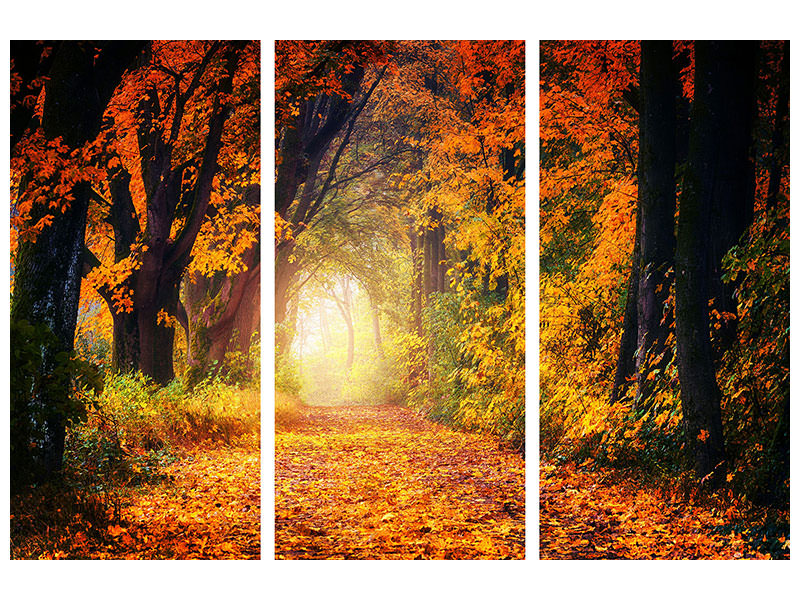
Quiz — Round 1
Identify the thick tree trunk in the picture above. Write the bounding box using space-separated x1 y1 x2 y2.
10 41 143 488
676 41 756 485
635 41 677 405
104 44 243 385
706 42 758 353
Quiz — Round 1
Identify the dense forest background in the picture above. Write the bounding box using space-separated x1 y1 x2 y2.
540 40 789 558
275 40 525 447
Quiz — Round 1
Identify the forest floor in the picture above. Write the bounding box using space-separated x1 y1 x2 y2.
11 435 260 559
275 404 525 559
540 463 787 559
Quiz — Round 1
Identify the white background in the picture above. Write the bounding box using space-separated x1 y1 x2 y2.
1 2 797 598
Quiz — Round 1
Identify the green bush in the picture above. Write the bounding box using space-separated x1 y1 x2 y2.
275 353 302 395
63 371 259 491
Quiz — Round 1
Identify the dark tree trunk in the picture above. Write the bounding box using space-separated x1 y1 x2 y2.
610 240 639 404
10 41 57 150
706 43 758 353
635 41 677 404
274 48 376 347
97 43 244 385
676 41 755 485
427 208 447 295
10 41 143 488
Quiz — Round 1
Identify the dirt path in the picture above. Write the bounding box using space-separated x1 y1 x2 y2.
540 464 774 559
275 405 525 559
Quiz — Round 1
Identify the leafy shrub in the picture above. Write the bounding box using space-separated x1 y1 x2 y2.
275 353 302 396
10 318 103 490
63 371 259 491
405 291 525 450
177 376 260 444
718 207 789 507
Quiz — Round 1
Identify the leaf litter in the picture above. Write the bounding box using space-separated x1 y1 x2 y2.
11 435 260 559
275 405 524 559
540 463 779 559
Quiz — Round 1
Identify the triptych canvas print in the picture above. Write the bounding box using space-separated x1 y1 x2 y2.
7 39 789 563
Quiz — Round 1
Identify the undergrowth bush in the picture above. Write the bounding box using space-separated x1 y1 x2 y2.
540 357 685 479
406 291 525 451
64 371 260 492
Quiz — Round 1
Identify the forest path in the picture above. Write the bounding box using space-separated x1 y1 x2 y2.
275 404 525 559
540 463 774 559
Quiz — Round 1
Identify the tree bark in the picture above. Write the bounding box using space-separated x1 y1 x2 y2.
610 242 639 404
11 41 143 487
766 41 789 213
706 42 758 353
676 41 756 484
635 41 677 404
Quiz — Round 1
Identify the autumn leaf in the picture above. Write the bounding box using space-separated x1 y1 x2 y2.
275 405 524 560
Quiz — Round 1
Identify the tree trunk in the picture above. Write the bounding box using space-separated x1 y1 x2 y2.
610 243 639 404
183 185 260 382
10 41 143 488
184 258 261 381
635 41 677 404
103 44 243 385
706 42 758 353
676 41 757 485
